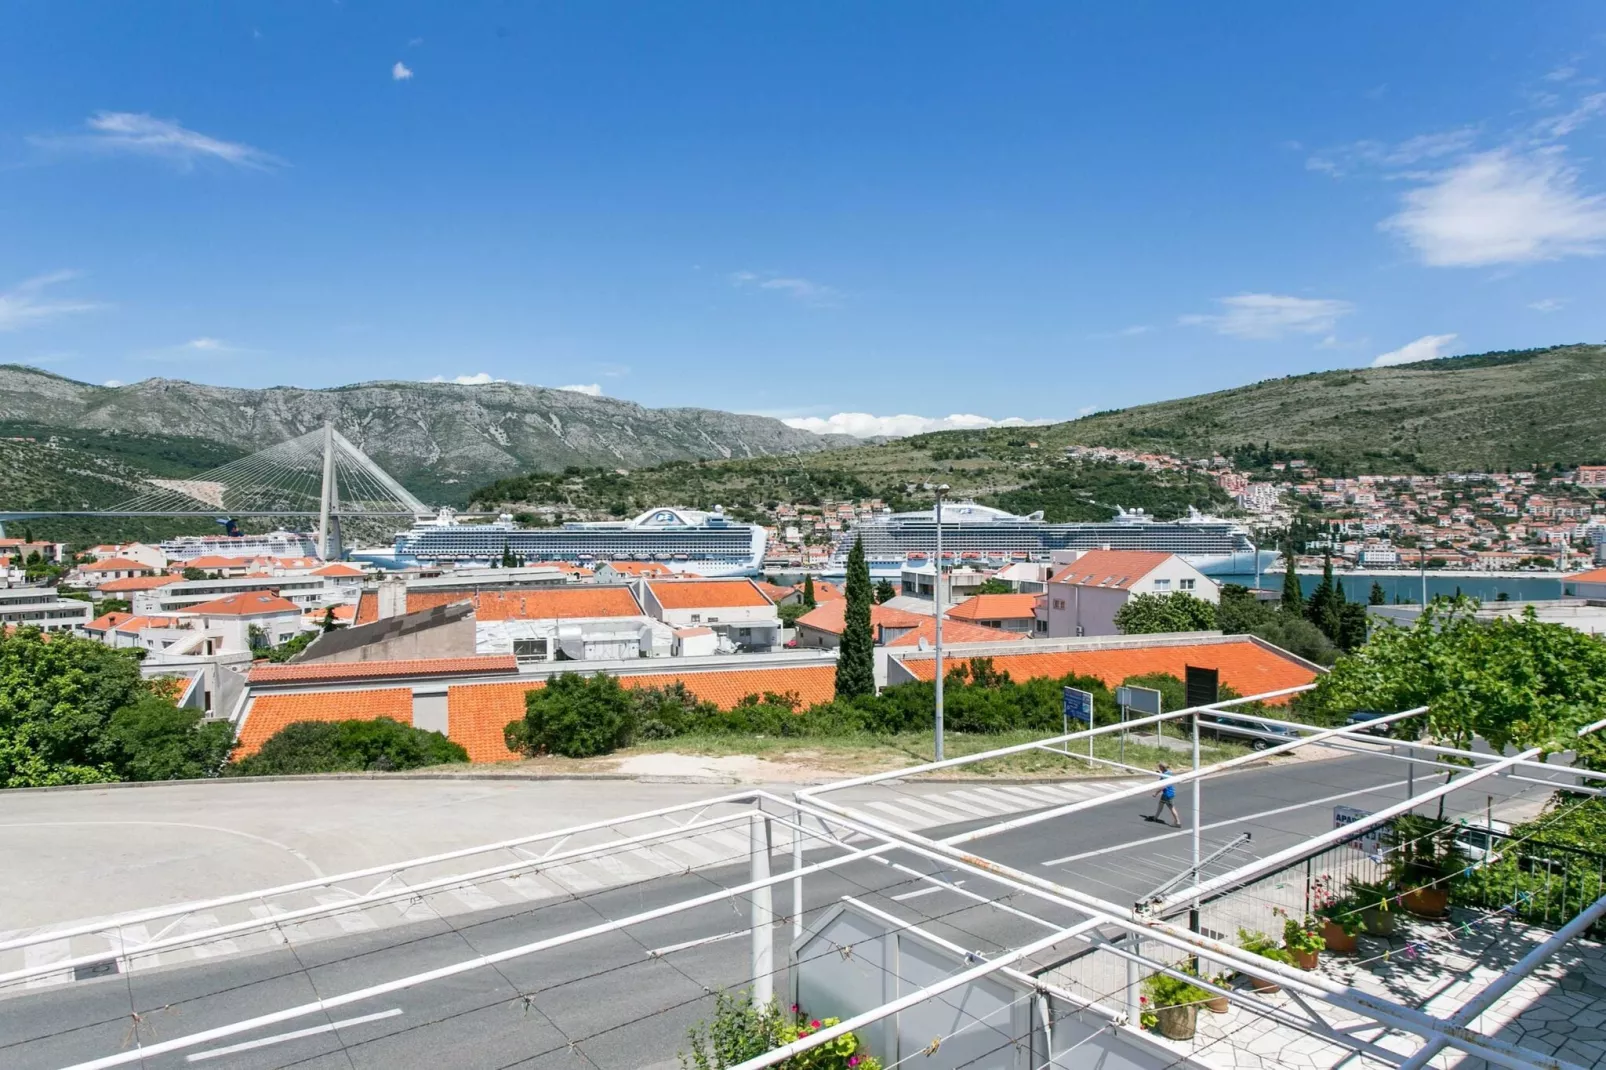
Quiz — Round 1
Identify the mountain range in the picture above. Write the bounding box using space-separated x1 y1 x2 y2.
0 365 850 507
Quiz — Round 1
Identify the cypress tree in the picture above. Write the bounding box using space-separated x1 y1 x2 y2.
835 537 875 699
501 541 517 568
802 574 817 609
1280 543 1303 614
1369 581 1386 605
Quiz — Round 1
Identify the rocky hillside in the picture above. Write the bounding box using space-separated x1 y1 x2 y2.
0 366 849 504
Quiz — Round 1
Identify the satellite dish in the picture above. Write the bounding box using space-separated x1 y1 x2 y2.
917 637 929 651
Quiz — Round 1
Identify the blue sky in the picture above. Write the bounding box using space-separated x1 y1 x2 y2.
3 3 1605 436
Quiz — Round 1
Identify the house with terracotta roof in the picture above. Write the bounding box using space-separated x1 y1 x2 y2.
793 600 926 650
1042 549 1219 638
794 578 845 603
1565 566 1606 600
754 579 801 606
76 556 160 587
594 561 674 580
97 574 184 596
881 616 1031 649
134 574 337 616
641 579 781 652
177 591 307 652
945 593 1042 633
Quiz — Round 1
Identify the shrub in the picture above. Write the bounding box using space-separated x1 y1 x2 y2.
680 991 881 1070
104 694 236 780
506 673 636 758
233 717 468 775
1142 968 1209 1009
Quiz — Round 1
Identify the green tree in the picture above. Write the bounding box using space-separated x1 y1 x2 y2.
501 541 517 568
1368 581 1386 605
1309 599 1606 767
265 631 317 662
104 694 236 780
802 574 817 609
182 566 205 581
977 578 1014 595
874 578 896 604
320 606 338 632
233 717 467 775
1112 592 1217 634
506 673 637 758
1304 553 1342 640
835 537 875 699
1215 584 1336 666
1280 543 1303 613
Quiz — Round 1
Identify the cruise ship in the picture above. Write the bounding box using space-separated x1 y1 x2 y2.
159 528 320 562
828 502 1257 577
357 506 767 575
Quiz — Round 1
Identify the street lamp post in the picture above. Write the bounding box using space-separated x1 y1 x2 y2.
934 487 946 761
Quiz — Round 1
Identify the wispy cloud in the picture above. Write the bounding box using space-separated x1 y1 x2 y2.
103 379 125 388
0 271 103 331
1383 147 1606 266
1180 293 1353 340
33 112 281 170
730 271 842 307
1305 127 1478 178
392 61 414 81
1087 325 1153 339
139 336 257 361
1372 333 1459 368
556 383 602 396
1528 298 1566 312
784 412 1053 438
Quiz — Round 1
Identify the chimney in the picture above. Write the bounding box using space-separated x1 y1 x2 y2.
377 575 407 620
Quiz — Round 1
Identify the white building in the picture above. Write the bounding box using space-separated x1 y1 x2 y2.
177 591 307 652
1041 549 1219 638
135 574 344 615
640 579 781 652
0 586 94 632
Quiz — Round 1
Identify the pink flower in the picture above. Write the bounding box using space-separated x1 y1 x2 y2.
790 1004 799 1014
850 1058 860 1067
811 1019 822 1029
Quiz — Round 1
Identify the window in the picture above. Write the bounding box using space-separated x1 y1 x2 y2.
513 638 549 662
1052 598 1066 610
690 613 701 623
1180 578 1195 591
1152 578 1171 591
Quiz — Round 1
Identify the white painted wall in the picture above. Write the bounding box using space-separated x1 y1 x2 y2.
1043 557 1220 638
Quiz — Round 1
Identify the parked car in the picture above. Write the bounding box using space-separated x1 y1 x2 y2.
1202 716 1300 750
1346 710 1394 737
1454 819 1511 864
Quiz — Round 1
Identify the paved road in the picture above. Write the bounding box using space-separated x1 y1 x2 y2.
0 751 1571 1070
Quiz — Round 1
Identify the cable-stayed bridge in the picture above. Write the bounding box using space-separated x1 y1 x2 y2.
0 424 461 556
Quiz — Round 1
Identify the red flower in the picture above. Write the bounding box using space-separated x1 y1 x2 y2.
810 1019 822 1029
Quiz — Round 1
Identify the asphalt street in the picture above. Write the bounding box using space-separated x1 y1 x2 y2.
0 751 1571 1070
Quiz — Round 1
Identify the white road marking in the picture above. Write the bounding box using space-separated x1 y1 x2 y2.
913 793 995 817
864 801 934 827
443 885 501 913
890 879 965 903
877 796 975 825
185 1008 403 1062
942 790 1015 815
648 929 745 956
314 896 379 934
22 939 71 989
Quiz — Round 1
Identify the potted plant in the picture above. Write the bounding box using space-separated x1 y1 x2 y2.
1309 874 1361 954
1345 877 1398 936
1384 815 1465 919
1282 916 1326 969
1237 929 1295 994
1142 970 1210 1040
1204 973 1232 1014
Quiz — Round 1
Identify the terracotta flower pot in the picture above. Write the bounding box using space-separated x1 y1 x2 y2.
1205 994 1230 1014
1403 886 1449 919
1291 947 1319 970
1248 975 1281 994
1155 1003 1198 1041
1321 919 1357 954
1361 906 1396 936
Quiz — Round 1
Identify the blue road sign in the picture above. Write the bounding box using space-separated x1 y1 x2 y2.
1062 686 1093 724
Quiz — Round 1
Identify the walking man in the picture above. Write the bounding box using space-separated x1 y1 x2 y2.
1150 762 1181 827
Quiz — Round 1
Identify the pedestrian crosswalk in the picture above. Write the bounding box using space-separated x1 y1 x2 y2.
0 777 1129 994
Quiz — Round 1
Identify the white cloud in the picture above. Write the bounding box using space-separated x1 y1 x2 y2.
0 271 102 331
1528 298 1566 312
783 412 1053 438
103 379 125 388
1372 333 1459 367
392 61 414 81
1383 147 1606 266
1180 293 1354 340
421 374 602 396
35 112 280 169
1535 92 1606 138
1307 127 1478 177
731 271 841 307
183 337 228 351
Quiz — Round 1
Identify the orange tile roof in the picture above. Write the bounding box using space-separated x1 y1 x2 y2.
403 586 643 621
312 563 366 577
247 655 518 684
602 561 673 576
183 554 254 569
184 591 302 617
796 579 845 601
1050 550 1175 589
81 557 156 572
796 600 925 637
303 604 358 623
447 664 839 762
1566 567 1606 584
648 579 773 610
883 617 1031 647
236 689 414 757
894 639 1316 702
112 615 185 633
86 611 133 632
355 590 379 625
945 593 1040 621
97 574 184 593
754 580 797 602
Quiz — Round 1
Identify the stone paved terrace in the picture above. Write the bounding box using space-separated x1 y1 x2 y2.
1178 907 1606 1069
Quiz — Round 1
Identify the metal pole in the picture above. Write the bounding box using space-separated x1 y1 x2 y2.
1191 712 1201 901
317 421 336 560
1119 703 1127 765
751 812 774 1007
1125 930 1142 1030
792 804 804 941
933 487 945 761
